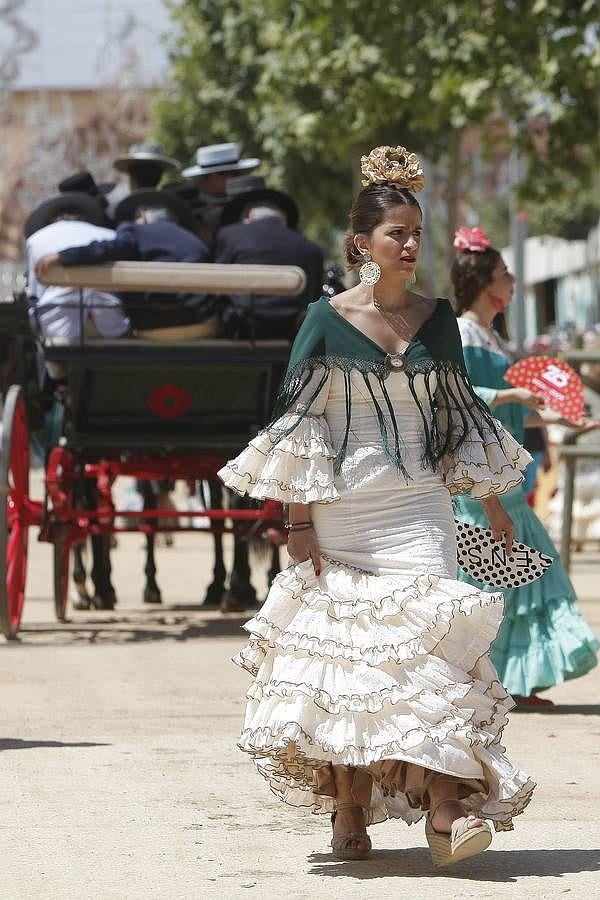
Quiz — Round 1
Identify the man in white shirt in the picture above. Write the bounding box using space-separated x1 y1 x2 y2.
24 193 130 341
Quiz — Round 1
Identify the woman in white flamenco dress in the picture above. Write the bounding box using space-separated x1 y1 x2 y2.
219 147 535 867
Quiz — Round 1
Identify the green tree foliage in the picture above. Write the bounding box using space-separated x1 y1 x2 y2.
157 0 599 246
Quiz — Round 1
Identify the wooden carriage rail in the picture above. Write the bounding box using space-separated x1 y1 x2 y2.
555 350 600 571
558 438 600 573
39 261 307 296
564 350 600 366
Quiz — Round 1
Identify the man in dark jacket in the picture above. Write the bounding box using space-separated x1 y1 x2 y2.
215 187 323 340
35 189 217 337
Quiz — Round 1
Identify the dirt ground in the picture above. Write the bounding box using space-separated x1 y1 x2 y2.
2 505 599 899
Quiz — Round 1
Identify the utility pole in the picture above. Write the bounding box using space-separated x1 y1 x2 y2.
421 157 435 298
509 146 527 355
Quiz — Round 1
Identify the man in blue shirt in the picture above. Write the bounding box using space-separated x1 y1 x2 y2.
36 189 218 338
215 186 323 341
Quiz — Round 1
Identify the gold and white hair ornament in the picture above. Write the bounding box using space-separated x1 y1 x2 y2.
360 145 425 192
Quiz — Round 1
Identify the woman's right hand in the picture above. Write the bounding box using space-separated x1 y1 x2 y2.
287 527 322 576
503 387 545 410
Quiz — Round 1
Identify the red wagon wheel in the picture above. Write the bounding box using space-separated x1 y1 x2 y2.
0 386 30 639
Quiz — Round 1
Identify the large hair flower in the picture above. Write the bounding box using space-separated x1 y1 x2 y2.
361 145 425 192
453 226 491 253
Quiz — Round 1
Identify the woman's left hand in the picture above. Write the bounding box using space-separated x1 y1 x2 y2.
571 418 600 432
539 409 600 430
482 494 515 553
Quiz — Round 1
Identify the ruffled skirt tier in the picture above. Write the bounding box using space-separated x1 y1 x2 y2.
235 557 535 831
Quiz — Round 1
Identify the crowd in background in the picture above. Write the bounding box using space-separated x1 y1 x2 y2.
25 140 325 347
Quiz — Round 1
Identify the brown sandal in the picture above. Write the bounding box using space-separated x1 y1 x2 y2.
330 801 372 860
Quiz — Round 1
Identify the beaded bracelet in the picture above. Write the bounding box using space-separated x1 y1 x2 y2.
285 521 314 533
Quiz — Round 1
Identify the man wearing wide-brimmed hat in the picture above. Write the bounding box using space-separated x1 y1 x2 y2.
113 143 181 192
182 142 260 196
213 185 323 341
25 192 130 342
36 189 216 341
181 143 261 244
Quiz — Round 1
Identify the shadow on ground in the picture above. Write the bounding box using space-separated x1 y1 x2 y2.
0 738 110 751
308 847 600 882
514 705 600 716
15 610 247 646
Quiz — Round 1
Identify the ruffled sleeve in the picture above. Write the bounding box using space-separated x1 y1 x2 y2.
218 366 339 504
436 368 532 500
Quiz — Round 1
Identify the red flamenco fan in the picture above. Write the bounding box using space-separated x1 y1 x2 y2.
505 356 585 421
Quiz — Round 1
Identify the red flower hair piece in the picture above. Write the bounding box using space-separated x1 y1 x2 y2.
453 226 492 253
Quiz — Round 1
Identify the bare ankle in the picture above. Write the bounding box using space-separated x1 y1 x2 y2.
332 765 356 802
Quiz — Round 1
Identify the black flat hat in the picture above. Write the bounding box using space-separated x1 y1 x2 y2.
114 189 196 233
220 187 299 229
24 192 105 239
226 174 267 197
59 170 101 196
162 181 200 204
59 171 116 198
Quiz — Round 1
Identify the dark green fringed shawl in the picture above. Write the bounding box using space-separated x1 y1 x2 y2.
267 297 501 479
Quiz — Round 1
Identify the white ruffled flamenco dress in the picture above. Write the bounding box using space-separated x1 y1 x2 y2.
219 366 536 830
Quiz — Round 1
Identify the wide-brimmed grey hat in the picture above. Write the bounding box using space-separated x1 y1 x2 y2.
24 192 105 239
113 144 181 174
114 189 196 233
182 142 261 178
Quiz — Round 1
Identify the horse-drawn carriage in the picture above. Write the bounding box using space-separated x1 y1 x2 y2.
0 261 305 639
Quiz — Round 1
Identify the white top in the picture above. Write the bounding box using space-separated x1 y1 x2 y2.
26 220 130 340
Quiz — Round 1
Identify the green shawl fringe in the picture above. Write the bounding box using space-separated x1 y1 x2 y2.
267 355 502 479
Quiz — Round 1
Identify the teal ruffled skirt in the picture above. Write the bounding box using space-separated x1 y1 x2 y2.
453 486 599 696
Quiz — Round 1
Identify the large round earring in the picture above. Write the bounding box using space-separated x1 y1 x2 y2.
358 253 381 286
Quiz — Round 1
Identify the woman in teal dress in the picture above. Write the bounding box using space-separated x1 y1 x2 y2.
451 226 599 708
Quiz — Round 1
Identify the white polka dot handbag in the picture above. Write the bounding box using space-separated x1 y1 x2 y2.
455 521 554 588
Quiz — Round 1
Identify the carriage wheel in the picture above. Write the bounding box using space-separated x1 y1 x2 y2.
0 386 30 639
53 538 70 622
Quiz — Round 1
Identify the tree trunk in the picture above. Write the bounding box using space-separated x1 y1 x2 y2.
446 129 463 265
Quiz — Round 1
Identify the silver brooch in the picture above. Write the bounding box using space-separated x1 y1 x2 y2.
386 352 406 372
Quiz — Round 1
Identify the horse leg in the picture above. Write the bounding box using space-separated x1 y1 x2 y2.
267 546 280 588
90 534 116 609
203 480 226 608
141 479 162 604
83 475 116 610
222 492 257 613
71 541 92 610
71 475 92 610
